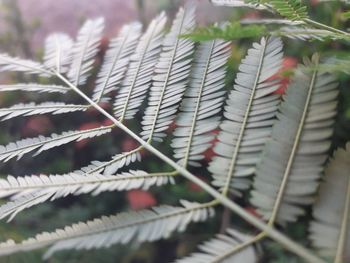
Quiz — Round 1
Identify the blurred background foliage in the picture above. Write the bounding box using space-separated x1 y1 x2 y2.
0 0 349 262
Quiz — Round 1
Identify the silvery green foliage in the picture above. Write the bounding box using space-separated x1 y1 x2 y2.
175 228 257 263
274 26 347 41
210 0 268 9
44 33 73 73
0 170 175 221
114 13 166 121
240 18 304 26
67 17 105 86
0 53 51 76
0 102 88 121
78 150 142 175
0 83 70 93
171 38 231 167
0 201 214 259
141 5 195 142
309 143 350 261
93 22 142 102
0 126 112 162
209 37 283 195
0 2 346 262
251 55 338 224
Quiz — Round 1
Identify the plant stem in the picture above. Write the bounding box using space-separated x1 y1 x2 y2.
304 18 350 38
334 177 350 263
56 72 325 263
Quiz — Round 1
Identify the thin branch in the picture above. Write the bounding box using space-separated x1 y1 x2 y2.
334 177 350 263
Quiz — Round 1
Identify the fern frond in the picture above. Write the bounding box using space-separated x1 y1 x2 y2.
171 39 231 167
240 18 304 25
0 126 112 162
78 149 142 175
210 0 268 9
268 0 308 21
316 57 350 75
67 18 104 86
212 0 308 21
0 102 88 121
209 37 283 195
309 143 350 262
0 83 70 93
0 201 214 258
141 5 195 142
175 228 258 263
0 53 51 76
273 26 350 41
182 22 266 42
93 22 142 102
113 13 166 121
43 33 74 73
0 170 175 221
251 54 339 224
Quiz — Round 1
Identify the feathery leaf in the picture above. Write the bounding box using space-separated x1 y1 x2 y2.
0 201 214 258
268 0 308 21
141 5 195 142
0 53 51 76
0 102 88 121
93 22 142 102
210 0 268 9
0 170 175 221
114 13 167 121
309 143 350 262
171 39 231 167
43 33 74 73
182 22 266 42
240 18 304 25
175 228 258 263
273 26 350 41
67 18 104 86
78 150 142 175
0 126 112 162
209 37 283 195
251 54 339 224
0 83 70 94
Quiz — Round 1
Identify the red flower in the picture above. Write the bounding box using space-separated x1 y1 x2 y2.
127 190 157 210
203 129 220 162
274 56 298 95
166 120 177 134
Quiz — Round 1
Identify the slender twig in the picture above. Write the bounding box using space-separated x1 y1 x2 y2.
334 177 350 263
304 18 350 38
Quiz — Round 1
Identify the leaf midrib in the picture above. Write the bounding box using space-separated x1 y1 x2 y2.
5 202 212 251
268 61 318 224
334 176 350 263
146 10 187 142
0 171 174 191
72 22 95 86
119 28 156 122
95 30 130 103
182 40 216 167
0 125 113 156
222 38 268 196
